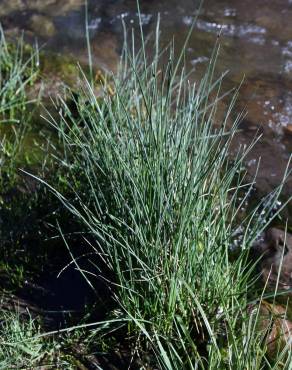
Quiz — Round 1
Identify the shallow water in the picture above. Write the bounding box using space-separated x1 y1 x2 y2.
1 0 291 211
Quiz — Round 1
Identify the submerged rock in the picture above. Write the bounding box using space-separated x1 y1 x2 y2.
30 14 56 38
0 0 83 17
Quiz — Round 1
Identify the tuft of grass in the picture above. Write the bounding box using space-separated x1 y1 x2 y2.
0 309 87 369
0 26 40 194
0 26 39 123
41 14 291 369
0 310 49 369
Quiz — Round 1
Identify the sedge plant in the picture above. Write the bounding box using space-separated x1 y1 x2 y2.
0 26 40 191
0 310 49 369
0 308 83 369
0 26 39 123
40 14 291 369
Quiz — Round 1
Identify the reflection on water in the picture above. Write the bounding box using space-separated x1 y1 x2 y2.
0 0 291 204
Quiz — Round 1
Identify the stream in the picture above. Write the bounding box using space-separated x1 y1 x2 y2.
0 0 291 215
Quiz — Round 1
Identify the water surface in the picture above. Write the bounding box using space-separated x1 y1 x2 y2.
1 0 291 209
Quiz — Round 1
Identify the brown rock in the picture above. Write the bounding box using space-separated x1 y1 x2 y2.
30 14 56 38
253 228 292 293
77 32 119 74
284 124 292 136
255 301 292 358
0 0 83 17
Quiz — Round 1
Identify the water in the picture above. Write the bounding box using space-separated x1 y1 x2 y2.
1 0 291 208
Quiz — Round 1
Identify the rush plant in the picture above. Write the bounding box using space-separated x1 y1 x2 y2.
42 13 291 369
0 26 39 122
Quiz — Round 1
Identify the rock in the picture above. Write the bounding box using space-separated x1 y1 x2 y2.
252 300 292 359
0 0 25 17
253 228 292 293
28 0 84 16
77 32 119 74
250 231 292 357
284 124 292 136
0 0 84 18
30 14 56 38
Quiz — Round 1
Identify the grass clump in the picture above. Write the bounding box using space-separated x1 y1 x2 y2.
38 17 290 369
0 26 40 193
0 309 86 369
0 26 39 123
0 310 50 369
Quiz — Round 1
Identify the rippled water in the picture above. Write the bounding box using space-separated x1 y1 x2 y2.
1 0 291 207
